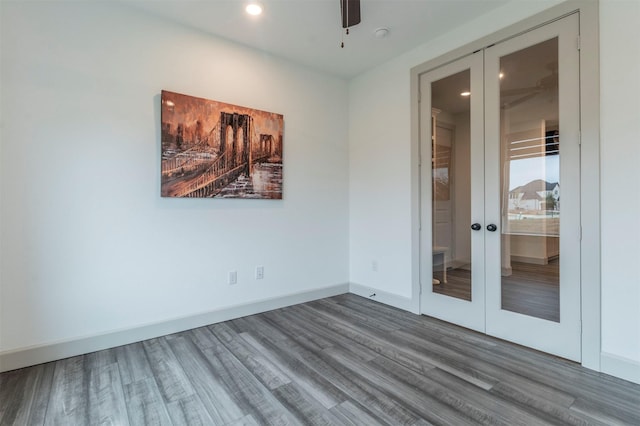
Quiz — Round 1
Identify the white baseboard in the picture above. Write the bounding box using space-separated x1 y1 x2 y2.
0 283 349 373
349 282 418 314
601 352 640 385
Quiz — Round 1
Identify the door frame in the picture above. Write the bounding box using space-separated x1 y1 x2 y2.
410 1 601 371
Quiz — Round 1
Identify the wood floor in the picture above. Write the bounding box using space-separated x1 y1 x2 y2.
433 260 560 322
1 294 639 425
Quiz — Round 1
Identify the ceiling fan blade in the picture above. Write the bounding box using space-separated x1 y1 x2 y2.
501 86 541 97
341 0 361 28
501 91 539 110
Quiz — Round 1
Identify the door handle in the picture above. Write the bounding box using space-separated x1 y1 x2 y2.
471 223 481 231
486 224 498 232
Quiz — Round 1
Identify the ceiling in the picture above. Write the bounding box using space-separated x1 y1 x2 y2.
125 0 510 78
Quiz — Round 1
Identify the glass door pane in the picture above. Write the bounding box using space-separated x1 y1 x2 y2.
499 38 560 321
431 70 472 301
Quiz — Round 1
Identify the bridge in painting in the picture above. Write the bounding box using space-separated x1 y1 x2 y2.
161 112 279 198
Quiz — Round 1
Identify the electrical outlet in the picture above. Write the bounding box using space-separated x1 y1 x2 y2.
228 271 237 285
255 266 264 280
372 260 378 272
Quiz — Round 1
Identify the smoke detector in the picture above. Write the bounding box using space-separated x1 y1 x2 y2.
374 27 390 39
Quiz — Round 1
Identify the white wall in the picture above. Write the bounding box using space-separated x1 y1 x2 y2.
348 57 414 301
599 0 640 375
0 1 349 354
349 0 640 382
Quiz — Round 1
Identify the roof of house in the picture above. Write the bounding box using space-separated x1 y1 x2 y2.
510 179 558 200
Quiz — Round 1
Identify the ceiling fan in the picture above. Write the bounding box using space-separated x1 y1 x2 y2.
340 0 361 47
341 0 361 29
501 62 558 109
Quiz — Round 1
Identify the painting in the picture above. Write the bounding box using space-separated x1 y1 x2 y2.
161 90 284 199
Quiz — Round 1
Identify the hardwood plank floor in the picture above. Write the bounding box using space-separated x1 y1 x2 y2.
1 294 639 425
433 260 560 322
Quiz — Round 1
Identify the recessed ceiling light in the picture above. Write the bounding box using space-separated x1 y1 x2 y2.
499 72 504 79
460 91 471 97
245 3 263 16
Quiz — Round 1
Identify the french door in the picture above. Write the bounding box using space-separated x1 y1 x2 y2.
420 14 581 361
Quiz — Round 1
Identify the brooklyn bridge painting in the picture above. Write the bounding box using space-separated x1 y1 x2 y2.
161 90 284 199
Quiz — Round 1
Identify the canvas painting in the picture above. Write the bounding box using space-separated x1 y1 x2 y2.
161 90 284 199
